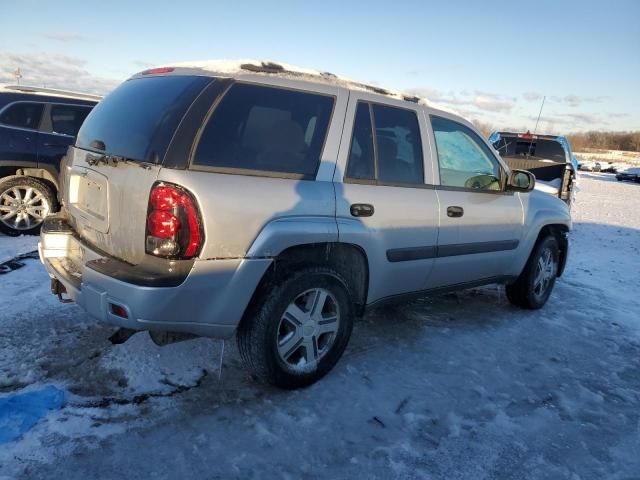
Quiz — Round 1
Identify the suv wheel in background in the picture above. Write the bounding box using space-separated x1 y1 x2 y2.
506 235 559 309
238 267 354 389
0 176 58 236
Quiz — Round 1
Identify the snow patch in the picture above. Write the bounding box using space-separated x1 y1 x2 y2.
99 332 221 394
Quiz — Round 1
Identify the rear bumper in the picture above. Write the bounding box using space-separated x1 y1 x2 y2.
39 214 271 338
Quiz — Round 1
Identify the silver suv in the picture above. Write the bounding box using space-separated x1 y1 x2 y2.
39 61 571 388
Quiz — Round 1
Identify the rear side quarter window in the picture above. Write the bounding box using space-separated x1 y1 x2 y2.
50 105 92 136
193 83 335 177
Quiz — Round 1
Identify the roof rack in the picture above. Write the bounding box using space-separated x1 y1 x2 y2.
238 61 416 103
2 85 102 101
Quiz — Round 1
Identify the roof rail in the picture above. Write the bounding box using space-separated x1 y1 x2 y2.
237 61 414 102
2 85 102 101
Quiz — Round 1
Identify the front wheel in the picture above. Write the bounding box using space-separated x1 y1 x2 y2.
237 267 354 389
506 236 559 309
0 176 57 236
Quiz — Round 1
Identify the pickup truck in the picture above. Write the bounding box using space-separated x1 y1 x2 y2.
489 131 578 205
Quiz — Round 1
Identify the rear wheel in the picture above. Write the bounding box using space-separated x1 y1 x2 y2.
506 235 559 309
237 267 354 389
0 176 57 236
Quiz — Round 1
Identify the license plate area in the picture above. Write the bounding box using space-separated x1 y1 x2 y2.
68 167 109 233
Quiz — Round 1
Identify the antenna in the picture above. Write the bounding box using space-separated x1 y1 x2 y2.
528 95 546 156
533 95 546 134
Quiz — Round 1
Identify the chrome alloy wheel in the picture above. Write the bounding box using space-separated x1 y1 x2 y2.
0 185 51 231
533 247 557 300
276 288 340 369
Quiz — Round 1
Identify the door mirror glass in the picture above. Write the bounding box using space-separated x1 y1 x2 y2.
507 169 535 192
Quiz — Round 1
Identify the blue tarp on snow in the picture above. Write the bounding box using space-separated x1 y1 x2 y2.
0 386 65 444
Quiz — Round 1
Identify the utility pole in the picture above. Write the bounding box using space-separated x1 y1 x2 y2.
14 68 22 85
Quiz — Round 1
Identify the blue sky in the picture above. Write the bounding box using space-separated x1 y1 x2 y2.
1 0 638 132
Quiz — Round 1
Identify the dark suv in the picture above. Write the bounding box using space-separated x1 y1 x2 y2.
0 85 100 235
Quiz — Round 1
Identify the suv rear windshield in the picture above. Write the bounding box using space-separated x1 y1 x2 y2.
493 137 566 163
76 75 211 163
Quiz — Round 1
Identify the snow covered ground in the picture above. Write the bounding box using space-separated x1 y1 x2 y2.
1 174 639 479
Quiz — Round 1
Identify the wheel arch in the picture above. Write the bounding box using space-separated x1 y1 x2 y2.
16 167 59 191
246 242 370 319
535 224 570 276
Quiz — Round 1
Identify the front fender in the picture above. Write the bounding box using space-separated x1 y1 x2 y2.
509 191 571 276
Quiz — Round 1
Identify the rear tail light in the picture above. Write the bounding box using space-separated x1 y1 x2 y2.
146 182 203 259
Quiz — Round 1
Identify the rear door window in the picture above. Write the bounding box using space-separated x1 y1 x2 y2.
345 101 424 185
0 102 44 130
49 105 92 136
76 75 212 163
193 83 334 177
372 104 424 184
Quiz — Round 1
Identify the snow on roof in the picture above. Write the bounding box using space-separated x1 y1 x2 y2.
0 84 102 101
154 59 461 116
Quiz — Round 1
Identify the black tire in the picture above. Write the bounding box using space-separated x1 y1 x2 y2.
0 176 58 236
237 267 354 389
506 235 559 310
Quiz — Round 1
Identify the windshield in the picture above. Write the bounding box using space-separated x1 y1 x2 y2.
76 75 212 163
492 137 567 163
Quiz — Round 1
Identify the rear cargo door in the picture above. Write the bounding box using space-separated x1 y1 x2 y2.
64 74 214 264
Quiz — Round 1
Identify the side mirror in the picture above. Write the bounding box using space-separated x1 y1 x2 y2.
507 169 535 192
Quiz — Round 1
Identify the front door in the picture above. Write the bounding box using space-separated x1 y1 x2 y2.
426 113 523 288
334 93 439 304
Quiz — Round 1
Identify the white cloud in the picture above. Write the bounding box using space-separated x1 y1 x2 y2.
608 112 631 118
523 91 542 102
133 60 154 68
548 95 609 108
407 87 515 113
0 52 121 95
42 32 86 42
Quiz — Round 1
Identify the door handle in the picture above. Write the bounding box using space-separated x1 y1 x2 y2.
447 206 464 218
350 203 374 217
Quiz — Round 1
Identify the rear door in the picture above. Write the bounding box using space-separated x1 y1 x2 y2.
0 101 43 167
334 93 439 303
37 103 93 175
426 113 523 288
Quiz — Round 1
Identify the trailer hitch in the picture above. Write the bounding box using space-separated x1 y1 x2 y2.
51 278 73 304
